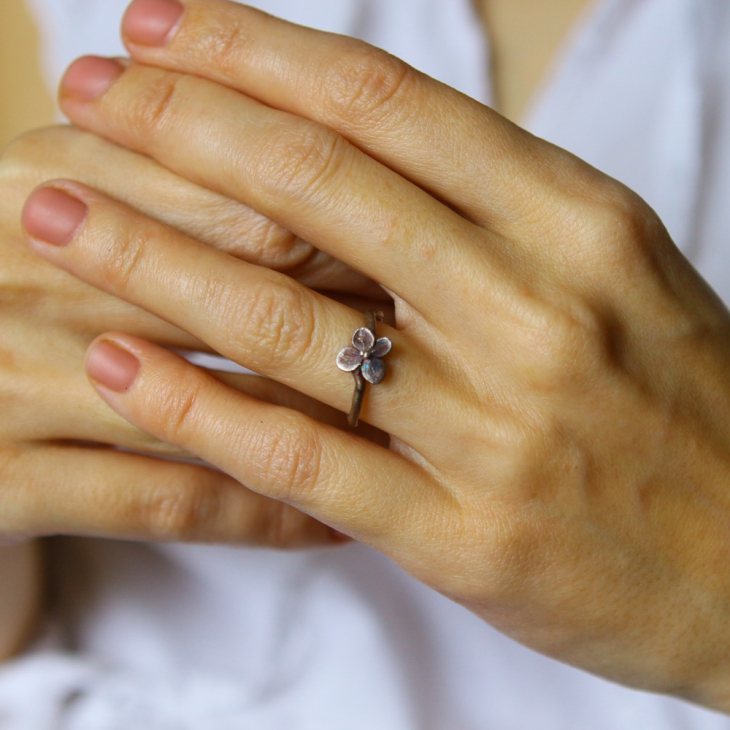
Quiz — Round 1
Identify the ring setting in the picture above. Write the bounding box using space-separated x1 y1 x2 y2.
337 310 391 427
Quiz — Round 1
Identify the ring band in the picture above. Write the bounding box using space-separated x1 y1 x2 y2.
336 309 392 427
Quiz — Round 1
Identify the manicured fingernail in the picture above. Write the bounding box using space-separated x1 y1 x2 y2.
60 56 125 101
22 187 88 247
87 340 141 392
123 0 184 46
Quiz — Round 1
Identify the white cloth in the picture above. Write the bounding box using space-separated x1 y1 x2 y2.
4 0 730 726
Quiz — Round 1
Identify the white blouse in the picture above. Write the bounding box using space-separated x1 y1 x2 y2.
2 0 730 727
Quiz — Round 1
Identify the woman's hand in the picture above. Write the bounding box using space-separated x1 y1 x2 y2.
0 124 384 547
29 0 730 711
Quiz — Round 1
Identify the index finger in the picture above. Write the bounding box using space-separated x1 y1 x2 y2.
120 0 580 237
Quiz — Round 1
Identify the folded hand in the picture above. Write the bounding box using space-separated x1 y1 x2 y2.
23 0 730 711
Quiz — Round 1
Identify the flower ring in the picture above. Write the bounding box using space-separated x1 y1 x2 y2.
336 310 391 427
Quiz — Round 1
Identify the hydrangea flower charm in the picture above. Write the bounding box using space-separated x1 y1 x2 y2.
337 310 391 427
336 326 392 384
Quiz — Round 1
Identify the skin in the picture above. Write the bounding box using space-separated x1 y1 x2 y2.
0 0 56 663
8 0 728 716
0 121 394 656
0 0 590 661
15 0 730 712
0 119 396 532
0 52 389 666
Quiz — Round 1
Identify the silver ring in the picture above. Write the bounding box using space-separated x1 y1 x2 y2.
336 309 392 427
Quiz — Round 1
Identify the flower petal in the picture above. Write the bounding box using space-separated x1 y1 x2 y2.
352 327 375 353
337 347 363 372
371 337 392 358
361 357 386 384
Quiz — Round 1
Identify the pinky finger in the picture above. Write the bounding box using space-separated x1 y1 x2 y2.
1 444 343 547
83 333 438 548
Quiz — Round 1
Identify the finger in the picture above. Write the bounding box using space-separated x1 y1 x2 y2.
0 134 205 354
3 125 383 298
22 182 447 445
11 322 386 458
50 368 387 454
210 371 390 448
58 57 495 318
2 443 345 547
0 294 199 459
10 349 191 458
2 127 386 388
118 0 586 239
81 332 439 547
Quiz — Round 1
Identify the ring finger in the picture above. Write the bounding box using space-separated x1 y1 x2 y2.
21 352 387 457
21 181 447 446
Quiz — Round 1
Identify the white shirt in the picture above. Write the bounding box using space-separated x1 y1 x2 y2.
2 0 730 727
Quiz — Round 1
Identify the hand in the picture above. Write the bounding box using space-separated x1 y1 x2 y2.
29 0 730 711
0 124 383 547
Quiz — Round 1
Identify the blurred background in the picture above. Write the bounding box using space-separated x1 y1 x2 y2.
0 0 55 150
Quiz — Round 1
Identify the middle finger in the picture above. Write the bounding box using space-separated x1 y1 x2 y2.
58 58 503 324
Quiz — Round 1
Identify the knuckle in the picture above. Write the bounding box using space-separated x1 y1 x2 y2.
254 122 348 204
191 202 313 270
323 44 415 125
229 278 317 368
593 186 656 243
596 180 652 223
0 134 33 171
249 415 323 503
437 499 543 605
0 127 67 189
158 372 206 445
0 127 52 166
482 514 546 602
141 482 220 541
205 18 252 79
104 225 150 295
126 71 186 140
248 217 313 270
606 194 667 265
517 295 610 389
182 8 263 80
0 127 119 210
567 181 664 270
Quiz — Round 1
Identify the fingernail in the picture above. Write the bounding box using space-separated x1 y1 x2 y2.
60 56 125 101
123 0 185 46
87 340 141 392
22 187 88 247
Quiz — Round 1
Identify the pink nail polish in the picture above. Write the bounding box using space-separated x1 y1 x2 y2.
60 56 125 102
87 340 141 392
22 187 88 247
123 0 184 47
